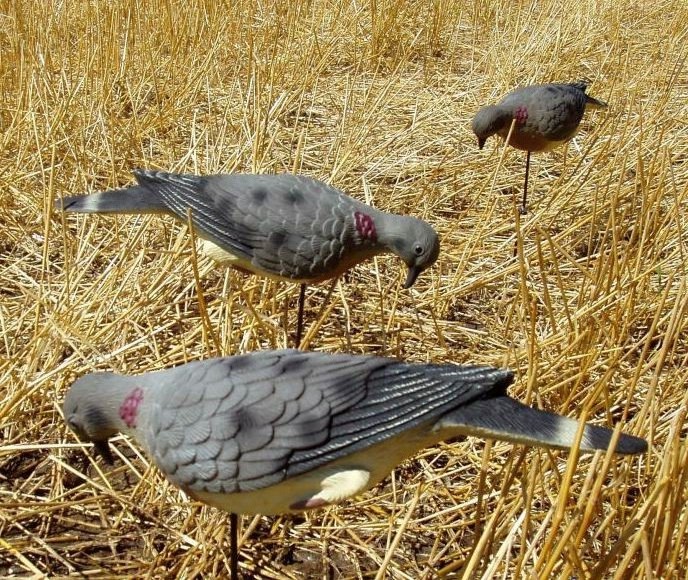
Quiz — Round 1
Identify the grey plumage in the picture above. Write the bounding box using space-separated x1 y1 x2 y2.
471 82 607 214
57 170 440 288
63 350 647 516
471 82 608 151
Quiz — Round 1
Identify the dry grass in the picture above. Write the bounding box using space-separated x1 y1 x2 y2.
1 0 687 577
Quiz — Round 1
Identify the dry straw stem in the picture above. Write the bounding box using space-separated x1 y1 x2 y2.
1 0 687 577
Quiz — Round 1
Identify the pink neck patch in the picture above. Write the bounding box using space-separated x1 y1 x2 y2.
354 211 377 242
119 387 144 428
515 105 528 124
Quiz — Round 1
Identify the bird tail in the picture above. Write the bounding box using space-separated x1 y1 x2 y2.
570 81 608 109
584 94 608 109
56 184 168 214
439 396 647 455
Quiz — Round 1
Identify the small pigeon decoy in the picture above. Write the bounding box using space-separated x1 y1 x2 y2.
472 82 608 214
64 350 646 577
57 171 440 345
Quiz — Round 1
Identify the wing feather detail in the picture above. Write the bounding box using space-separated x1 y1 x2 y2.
134 171 361 280
142 351 510 494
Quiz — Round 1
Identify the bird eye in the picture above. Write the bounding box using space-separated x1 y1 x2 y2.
414 244 424 256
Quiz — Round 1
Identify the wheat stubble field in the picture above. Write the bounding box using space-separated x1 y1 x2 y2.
1 0 687 577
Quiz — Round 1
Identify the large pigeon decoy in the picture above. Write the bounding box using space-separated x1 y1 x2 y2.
63 350 647 576
57 171 440 345
471 82 608 214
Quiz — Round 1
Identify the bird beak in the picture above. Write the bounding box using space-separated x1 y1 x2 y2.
94 440 114 465
404 266 421 289
477 137 486 150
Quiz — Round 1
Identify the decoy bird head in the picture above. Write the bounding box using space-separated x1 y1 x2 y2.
471 105 512 149
386 217 440 288
63 373 122 463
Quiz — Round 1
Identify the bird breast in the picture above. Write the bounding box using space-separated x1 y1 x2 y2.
187 423 438 515
497 126 571 152
199 236 382 284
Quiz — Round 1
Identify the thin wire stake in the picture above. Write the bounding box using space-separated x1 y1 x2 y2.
295 283 306 348
522 150 531 215
230 512 238 579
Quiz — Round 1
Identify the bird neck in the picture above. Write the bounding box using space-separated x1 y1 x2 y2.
375 213 415 253
94 375 146 438
493 106 515 133
350 205 386 248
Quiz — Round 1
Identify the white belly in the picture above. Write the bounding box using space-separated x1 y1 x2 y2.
191 424 439 515
198 238 247 267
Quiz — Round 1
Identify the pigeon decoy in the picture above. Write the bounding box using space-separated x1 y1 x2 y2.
63 349 647 577
472 82 608 214
57 171 440 345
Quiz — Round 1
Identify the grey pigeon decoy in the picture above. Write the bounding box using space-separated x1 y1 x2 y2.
472 82 608 214
64 350 646 575
57 171 440 345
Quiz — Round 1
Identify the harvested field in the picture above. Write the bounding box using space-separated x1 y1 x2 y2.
1 0 687 577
